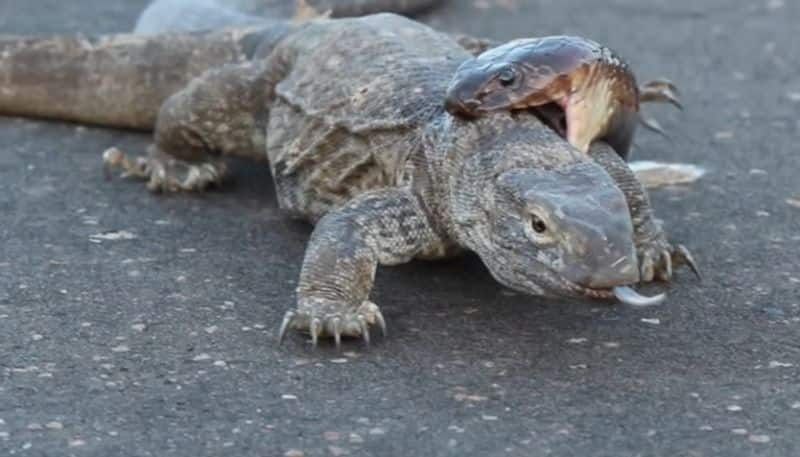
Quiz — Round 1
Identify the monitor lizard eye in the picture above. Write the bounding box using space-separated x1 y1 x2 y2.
531 214 548 233
498 68 517 86
526 212 555 245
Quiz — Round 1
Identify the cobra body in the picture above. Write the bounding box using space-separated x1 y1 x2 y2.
444 36 680 159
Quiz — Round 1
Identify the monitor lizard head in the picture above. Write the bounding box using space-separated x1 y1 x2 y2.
443 113 662 306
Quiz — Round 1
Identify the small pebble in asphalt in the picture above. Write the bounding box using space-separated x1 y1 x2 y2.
749 434 771 443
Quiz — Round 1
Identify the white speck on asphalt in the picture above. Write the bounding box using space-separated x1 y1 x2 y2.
281 394 298 400
368 427 385 435
68 439 86 447
749 434 771 443
213 360 227 367
769 360 793 368
567 338 588 344
481 415 498 421
111 345 129 353
192 353 211 361
349 433 364 444
204 325 218 334
31 334 43 341
641 318 661 325
727 405 743 412
46 421 64 430
330 358 348 364
791 401 800 409
89 230 137 242
131 324 146 332
767 0 784 10
731 428 748 435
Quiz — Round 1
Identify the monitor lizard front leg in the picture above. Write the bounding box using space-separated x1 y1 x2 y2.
278 188 445 348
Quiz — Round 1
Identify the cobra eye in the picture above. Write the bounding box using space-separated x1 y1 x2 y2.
498 68 516 86
530 214 547 234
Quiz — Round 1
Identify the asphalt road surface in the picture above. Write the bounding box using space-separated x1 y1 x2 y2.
1 1 799 456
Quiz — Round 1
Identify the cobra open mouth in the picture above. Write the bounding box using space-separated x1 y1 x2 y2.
530 96 608 153
530 103 568 138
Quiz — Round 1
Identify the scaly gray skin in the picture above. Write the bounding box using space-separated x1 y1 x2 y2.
0 11 677 345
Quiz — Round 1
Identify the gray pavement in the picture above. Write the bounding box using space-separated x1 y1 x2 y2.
1 1 799 456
